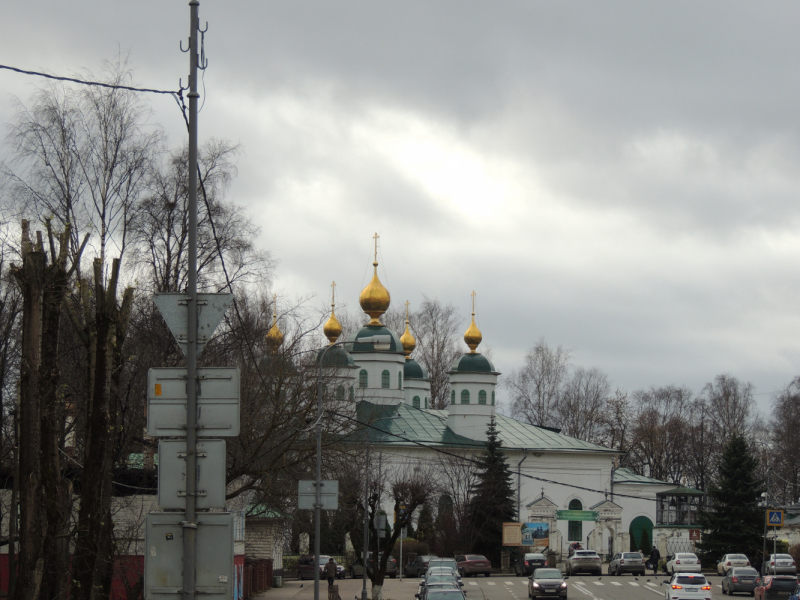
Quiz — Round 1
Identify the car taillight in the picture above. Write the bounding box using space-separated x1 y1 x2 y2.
727 562 732 566
701 585 711 590
676 560 681 564
793 562 797 566
524 561 529 565
746 562 751 566
732 577 739 583
620 560 625 565
672 585 683 589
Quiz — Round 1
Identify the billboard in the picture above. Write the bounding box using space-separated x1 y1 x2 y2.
503 522 551 547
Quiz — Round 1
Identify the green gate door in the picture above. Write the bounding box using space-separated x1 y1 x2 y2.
629 516 653 552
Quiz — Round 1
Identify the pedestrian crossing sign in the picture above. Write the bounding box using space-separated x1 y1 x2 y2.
768 510 784 526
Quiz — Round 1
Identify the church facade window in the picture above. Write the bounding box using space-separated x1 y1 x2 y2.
461 390 470 404
492 391 495 405
336 385 344 401
398 372 403 389
424 397 428 408
479 390 487 405
359 370 368 388
451 390 455 404
568 499 583 541
382 370 390 388
349 387 355 401
413 396 420 408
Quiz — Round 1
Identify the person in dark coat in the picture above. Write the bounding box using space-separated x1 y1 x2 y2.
325 557 338 587
649 547 661 575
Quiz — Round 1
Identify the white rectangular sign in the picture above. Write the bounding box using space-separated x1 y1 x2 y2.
147 368 240 437
298 480 339 510
158 439 227 510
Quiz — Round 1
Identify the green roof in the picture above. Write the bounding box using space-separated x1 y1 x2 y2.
353 402 619 453
660 486 705 495
316 345 356 367
404 358 428 380
347 325 404 354
613 467 671 486
450 352 496 373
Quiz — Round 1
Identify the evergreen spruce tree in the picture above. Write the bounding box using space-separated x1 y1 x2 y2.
416 503 434 544
468 416 516 565
696 435 765 563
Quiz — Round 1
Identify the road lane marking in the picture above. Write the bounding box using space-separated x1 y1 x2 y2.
593 581 604 585
487 582 496 586
611 582 622 586
469 582 478 586
628 582 640 586
506 581 515 585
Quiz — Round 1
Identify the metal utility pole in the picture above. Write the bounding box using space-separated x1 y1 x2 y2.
183 1 200 598
362 446 370 600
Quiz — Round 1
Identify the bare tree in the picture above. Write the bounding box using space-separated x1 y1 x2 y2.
558 367 611 444
700 374 755 447
507 338 571 428
598 389 632 452
770 378 800 504
411 298 464 409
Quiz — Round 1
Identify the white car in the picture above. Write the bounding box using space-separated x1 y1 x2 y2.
717 554 751 575
666 553 701 574
663 573 712 600
762 554 797 575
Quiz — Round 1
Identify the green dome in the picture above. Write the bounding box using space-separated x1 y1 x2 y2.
347 325 404 354
315 345 355 367
404 358 428 380
450 352 496 373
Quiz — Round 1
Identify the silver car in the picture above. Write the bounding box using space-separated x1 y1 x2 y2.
721 567 759 595
663 573 712 600
762 554 797 576
609 552 645 576
566 550 601 576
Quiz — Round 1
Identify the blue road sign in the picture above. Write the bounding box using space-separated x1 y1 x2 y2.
768 510 784 526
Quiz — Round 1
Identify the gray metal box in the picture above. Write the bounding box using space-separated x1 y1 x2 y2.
158 440 227 510
145 512 234 599
147 367 240 437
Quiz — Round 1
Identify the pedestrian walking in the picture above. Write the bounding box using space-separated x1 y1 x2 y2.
325 557 338 587
649 546 661 575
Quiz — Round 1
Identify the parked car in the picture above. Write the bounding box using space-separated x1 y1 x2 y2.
350 554 398 578
663 573 712 600
528 568 568 599
721 567 759 596
298 555 345 580
762 555 798 576
427 567 461 581
456 554 492 577
755 576 799 600
406 555 440 577
609 552 645 576
666 553 701 575
416 582 463 600
516 553 547 577
566 550 601 576
720 555 753 576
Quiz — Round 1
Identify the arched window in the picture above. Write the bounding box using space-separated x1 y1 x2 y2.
491 391 495 406
359 370 368 388
336 385 344 401
381 370 390 388
450 390 455 404
424 397 428 409
568 499 583 542
461 390 470 404
478 390 487 405
349 387 355 401
413 396 420 408
398 372 403 390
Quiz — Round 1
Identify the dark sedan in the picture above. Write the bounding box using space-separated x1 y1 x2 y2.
722 567 759 595
406 555 440 578
528 568 568 600
755 576 799 600
516 553 547 577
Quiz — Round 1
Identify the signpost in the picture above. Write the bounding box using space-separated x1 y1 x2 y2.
158 440 227 510
298 480 339 510
768 510 784 527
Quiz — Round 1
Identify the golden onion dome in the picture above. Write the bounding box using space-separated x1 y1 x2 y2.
266 297 284 352
399 300 416 359
359 233 390 326
323 281 343 345
464 291 482 353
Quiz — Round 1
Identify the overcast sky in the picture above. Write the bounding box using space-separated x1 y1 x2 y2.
2 1 800 413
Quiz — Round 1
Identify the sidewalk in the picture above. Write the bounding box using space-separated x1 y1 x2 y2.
253 578 422 600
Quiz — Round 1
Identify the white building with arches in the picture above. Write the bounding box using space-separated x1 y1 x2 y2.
303 245 677 560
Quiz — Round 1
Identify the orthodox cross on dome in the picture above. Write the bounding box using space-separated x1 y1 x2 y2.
405 300 410 321
373 232 379 264
330 281 336 307
471 290 476 315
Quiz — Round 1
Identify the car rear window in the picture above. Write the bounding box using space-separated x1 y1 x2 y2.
428 575 458 583
769 579 798 591
623 553 641 559
730 555 748 560
677 553 697 559
534 569 562 579
575 551 598 557
774 555 793 560
466 555 486 561
676 576 707 585
733 568 758 576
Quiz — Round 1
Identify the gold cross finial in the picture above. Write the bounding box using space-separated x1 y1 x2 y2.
405 300 410 322
373 232 379 264
330 281 336 307
272 293 277 323
471 290 476 316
